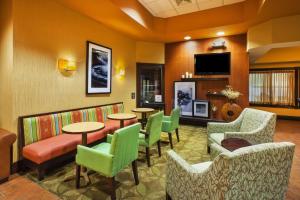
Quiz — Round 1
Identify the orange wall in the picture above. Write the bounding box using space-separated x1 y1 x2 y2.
136 41 165 64
165 34 249 117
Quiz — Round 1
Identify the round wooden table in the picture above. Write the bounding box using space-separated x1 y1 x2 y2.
132 108 154 129
62 122 105 146
62 122 105 184
221 138 252 152
107 113 136 128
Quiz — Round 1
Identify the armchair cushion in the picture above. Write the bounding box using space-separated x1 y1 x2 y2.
162 121 172 132
163 116 171 121
93 143 111 154
138 133 148 146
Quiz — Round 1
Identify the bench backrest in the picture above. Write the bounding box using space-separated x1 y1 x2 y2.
19 102 124 148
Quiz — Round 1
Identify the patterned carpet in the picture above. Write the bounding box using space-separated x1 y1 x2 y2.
25 125 210 200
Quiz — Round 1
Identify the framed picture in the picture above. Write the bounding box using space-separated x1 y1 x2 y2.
193 100 210 118
174 81 196 116
86 41 112 94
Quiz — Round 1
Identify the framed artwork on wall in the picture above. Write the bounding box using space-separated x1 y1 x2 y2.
193 100 210 118
86 41 112 94
174 81 196 116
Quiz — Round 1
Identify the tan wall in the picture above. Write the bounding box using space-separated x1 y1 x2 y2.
136 41 165 64
247 15 300 50
12 0 137 161
0 0 13 131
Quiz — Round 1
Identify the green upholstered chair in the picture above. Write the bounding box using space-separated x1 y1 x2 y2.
139 111 163 167
161 108 180 149
76 123 141 200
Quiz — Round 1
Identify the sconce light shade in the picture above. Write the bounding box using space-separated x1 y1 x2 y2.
58 59 77 76
58 59 77 71
119 69 125 76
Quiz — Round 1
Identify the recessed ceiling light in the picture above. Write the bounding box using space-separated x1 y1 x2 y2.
217 31 225 36
184 36 191 40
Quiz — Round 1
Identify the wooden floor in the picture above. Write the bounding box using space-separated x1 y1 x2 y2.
0 119 299 200
0 175 59 200
274 120 300 200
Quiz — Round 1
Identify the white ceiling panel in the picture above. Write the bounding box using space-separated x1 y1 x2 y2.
197 0 223 11
138 0 246 18
224 0 245 5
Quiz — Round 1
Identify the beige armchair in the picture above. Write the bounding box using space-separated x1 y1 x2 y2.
207 108 276 152
166 142 295 200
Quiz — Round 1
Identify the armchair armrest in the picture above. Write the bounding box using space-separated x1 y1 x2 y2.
210 143 231 160
76 145 113 176
207 120 241 136
107 134 113 143
140 129 147 134
166 150 208 199
224 125 272 144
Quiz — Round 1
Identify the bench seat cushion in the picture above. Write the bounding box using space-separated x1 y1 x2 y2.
23 134 79 164
23 118 138 164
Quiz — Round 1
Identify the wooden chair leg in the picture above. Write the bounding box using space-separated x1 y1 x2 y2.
131 160 139 185
109 177 116 200
37 166 45 181
166 191 172 200
168 132 173 149
175 128 179 142
146 147 151 167
157 140 161 157
76 164 81 188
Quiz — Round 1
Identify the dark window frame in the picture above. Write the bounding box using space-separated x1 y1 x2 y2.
249 67 300 109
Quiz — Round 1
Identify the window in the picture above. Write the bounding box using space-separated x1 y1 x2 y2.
249 69 297 106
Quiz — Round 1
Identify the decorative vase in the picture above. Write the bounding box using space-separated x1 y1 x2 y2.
221 101 242 122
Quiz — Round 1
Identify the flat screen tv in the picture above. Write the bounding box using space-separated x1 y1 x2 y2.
194 52 231 75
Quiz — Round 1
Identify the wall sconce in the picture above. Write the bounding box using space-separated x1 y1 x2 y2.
211 38 226 49
58 59 77 76
116 67 125 79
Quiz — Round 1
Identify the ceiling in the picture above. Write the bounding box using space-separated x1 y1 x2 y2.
138 0 246 18
55 0 300 43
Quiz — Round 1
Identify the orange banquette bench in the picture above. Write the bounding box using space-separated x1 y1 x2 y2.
18 102 137 180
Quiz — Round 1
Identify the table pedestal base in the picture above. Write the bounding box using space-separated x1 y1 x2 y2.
63 168 91 186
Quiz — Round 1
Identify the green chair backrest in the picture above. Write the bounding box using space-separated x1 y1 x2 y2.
170 108 180 130
146 111 163 146
110 123 141 176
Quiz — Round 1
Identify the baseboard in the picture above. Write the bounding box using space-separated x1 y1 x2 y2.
11 160 21 174
278 115 300 121
179 116 225 126
0 177 8 184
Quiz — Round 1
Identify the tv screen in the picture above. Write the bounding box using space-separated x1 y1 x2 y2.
194 52 231 75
